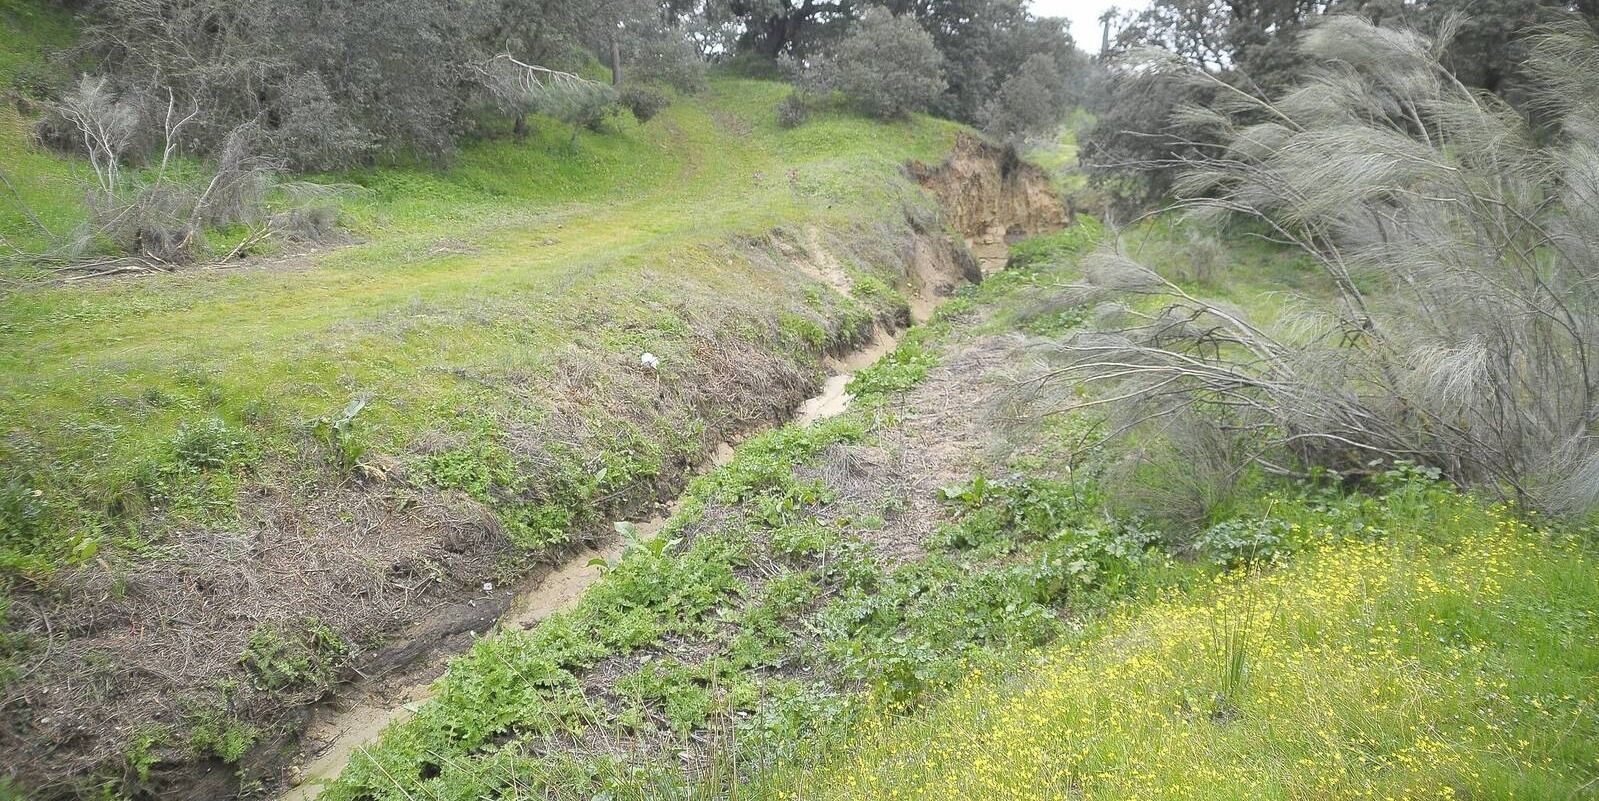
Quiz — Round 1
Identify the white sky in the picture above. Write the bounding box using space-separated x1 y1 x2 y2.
1028 0 1148 51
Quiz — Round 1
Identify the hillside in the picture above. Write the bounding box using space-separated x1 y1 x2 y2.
5 2 1599 801
0 10 1074 793
294 222 1599 801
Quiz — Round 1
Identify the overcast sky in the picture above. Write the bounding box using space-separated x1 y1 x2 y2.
1028 0 1146 50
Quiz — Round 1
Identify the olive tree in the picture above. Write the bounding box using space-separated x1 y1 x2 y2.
982 52 1074 143
818 8 947 120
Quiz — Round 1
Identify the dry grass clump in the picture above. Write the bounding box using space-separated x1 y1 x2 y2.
15 77 354 278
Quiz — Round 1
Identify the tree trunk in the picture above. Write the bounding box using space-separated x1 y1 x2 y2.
611 36 623 86
757 13 794 58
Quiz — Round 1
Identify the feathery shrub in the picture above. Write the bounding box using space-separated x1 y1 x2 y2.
1045 18 1599 516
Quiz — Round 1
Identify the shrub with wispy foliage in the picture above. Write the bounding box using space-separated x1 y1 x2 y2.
1041 18 1599 516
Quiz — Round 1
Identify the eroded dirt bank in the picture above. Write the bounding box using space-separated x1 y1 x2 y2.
0 138 1063 801
909 133 1067 274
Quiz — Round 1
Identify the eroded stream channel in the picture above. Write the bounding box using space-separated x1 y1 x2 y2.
270 131 1070 799
281 325 906 799
0 128 1070 801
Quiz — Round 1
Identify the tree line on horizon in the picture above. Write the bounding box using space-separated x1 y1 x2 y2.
19 0 1085 172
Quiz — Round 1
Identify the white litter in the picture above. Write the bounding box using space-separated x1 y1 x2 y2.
640 352 660 369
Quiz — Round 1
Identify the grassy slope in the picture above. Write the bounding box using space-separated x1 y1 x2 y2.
0 58 960 573
760 492 1599 800
0 0 80 253
315 223 1599 801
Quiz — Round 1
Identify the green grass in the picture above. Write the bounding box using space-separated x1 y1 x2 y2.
0 0 83 255
0 71 963 576
1026 108 1092 191
0 0 72 81
750 487 1599 800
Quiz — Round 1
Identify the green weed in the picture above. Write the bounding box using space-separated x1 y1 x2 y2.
308 396 370 475
845 336 937 399
187 710 257 763
239 618 349 691
616 658 721 735
172 418 248 471
581 530 748 650
121 726 172 789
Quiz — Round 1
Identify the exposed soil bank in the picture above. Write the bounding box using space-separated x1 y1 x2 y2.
908 133 1067 268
